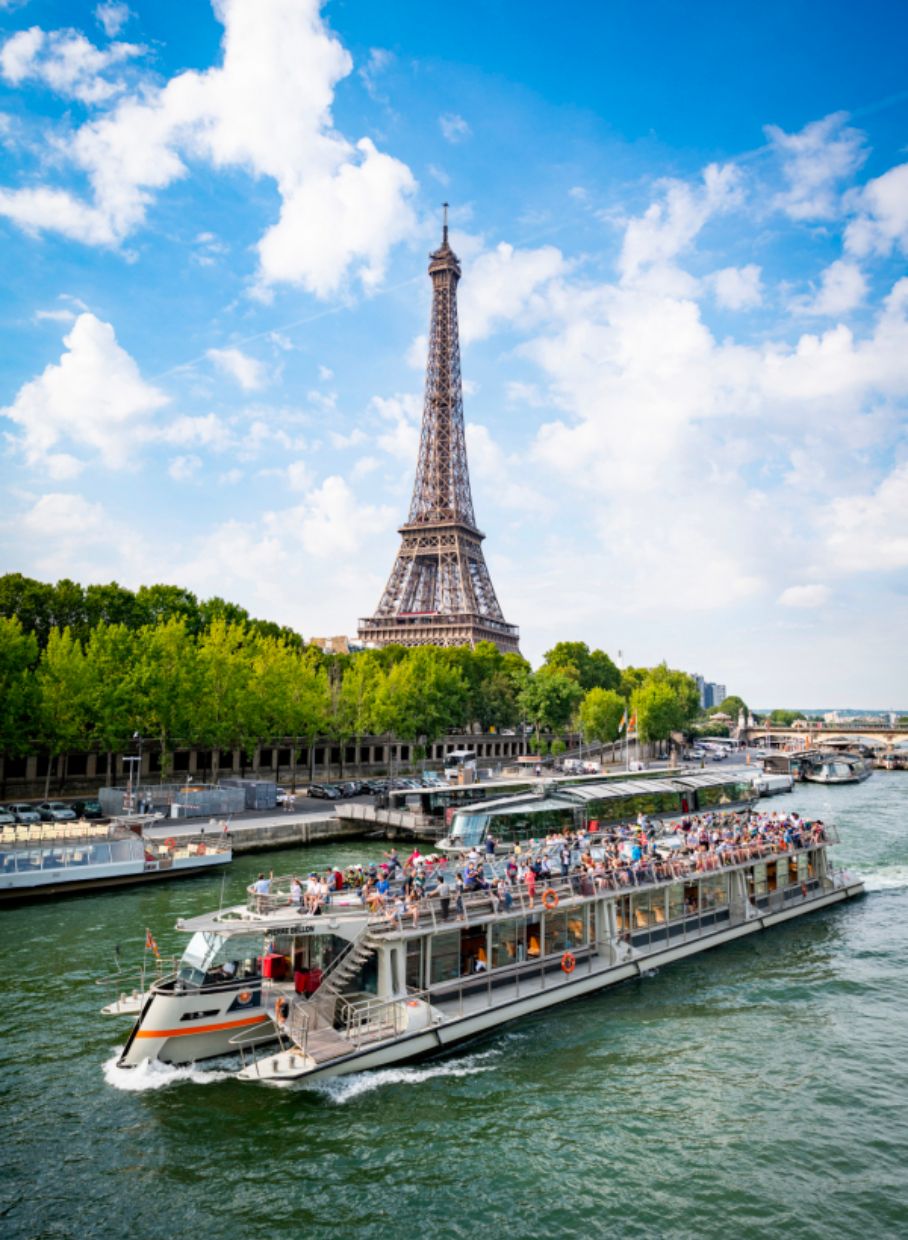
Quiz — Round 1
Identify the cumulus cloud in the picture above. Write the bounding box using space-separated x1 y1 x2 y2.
766 111 867 221
822 460 908 572
1 312 168 470
619 163 742 281
778 584 830 608
0 0 416 295
168 454 202 482
207 346 267 391
0 25 143 103
458 242 565 343
844 162 908 259
95 3 132 38
792 259 867 317
710 264 763 310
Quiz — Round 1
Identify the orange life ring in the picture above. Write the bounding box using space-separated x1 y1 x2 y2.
164 837 176 850
542 888 559 911
274 996 289 1024
561 952 576 974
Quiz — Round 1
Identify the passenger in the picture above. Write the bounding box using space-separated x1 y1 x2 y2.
434 873 452 921
289 876 302 906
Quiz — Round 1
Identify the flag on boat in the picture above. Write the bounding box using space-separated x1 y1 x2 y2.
145 929 160 958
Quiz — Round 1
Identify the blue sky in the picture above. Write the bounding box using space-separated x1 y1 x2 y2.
1 0 907 705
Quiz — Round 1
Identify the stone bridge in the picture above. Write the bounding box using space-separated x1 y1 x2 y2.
738 724 908 751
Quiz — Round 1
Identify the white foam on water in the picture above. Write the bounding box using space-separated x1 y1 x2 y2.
102 1050 235 1092
857 867 908 893
314 1048 500 1104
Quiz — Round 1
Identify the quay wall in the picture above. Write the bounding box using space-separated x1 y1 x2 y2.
225 816 366 853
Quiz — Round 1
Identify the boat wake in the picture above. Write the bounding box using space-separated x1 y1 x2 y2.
858 867 908 893
102 1051 236 1092
313 1048 501 1104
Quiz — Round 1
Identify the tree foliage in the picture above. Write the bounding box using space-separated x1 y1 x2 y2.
543 641 621 692
579 687 626 744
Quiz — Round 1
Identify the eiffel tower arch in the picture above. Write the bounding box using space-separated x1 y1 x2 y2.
358 211 520 654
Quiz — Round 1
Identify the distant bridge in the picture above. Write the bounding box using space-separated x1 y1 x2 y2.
739 724 908 750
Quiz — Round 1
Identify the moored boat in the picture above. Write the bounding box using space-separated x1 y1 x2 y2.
804 754 873 784
113 808 863 1082
0 819 230 903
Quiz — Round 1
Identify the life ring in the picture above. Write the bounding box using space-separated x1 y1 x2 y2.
274 996 289 1024
542 888 559 911
164 837 176 850
561 952 576 974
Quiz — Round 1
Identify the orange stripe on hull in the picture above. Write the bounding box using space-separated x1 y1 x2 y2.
135 1013 269 1039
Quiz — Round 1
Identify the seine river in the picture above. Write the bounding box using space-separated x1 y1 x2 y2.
2 773 907 1239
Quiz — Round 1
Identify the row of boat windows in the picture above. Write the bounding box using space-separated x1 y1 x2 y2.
0 840 140 871
451 782 753 844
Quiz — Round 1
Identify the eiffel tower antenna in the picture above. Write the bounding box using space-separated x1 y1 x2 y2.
358 212 520 653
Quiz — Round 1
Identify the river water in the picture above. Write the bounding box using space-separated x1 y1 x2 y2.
2 773 907 1239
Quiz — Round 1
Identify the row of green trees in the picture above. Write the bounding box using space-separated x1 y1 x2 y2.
0 634 707 791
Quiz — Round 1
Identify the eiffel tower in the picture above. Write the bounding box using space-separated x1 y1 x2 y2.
358 209 520 654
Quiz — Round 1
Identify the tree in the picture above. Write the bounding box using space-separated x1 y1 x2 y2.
632 665 700 744
36 627 91 795
135 584 201 633
542 641 620 692
620 665 648 701
0 617 39 789
579 687 626 744
132 618 201 778
84 582 144 632
0 573 58 647
712 694 748 719
518 668 583 747
373 647 468 747
83 623 139 777
769 708 806 726
193 619 260 780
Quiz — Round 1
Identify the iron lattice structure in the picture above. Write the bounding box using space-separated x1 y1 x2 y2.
359 217 520 653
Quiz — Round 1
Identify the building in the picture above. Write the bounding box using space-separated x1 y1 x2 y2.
694 674 727 710
358 210 519 654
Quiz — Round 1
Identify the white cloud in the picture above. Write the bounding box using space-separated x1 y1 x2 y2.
822 461 908 572
766 111 867 221
710 264 763 310
206 346 267 391
22 491 108 538
2 312 168 470
281 475 393 558
619 163 742 281
0 0 416 296
0 25 143 103
168 454 202 482
318 364 334 382
458 242 565 343
844 162 908 259
406 334 427 369
34 307 78 324
358 47 392 99
371 392 421 463
95 3 132 38
778 584 830 608
792 259 866 317
439 113 471 143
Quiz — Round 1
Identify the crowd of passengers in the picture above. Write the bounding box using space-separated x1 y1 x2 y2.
251 809 827 925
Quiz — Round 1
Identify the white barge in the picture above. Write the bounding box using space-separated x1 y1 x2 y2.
114 813 863 1083
0 820 230 903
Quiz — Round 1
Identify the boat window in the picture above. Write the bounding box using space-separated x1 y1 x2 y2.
460 927 488 975
526 920 542 958
775 860 789 888
632 892 654 929
406 939 423 989
429 930 460 984
700 874 729 909
667 883 686 921
546 908 586 952
491 918 521 969
450 814 487 846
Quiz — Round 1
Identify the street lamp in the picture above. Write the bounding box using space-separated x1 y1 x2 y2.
123 756 140 814
132 732 143 812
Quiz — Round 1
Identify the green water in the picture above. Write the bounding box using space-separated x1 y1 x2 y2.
2 774 907 1239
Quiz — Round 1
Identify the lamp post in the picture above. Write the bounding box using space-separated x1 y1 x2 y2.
132 732 143 812
123 756 139 814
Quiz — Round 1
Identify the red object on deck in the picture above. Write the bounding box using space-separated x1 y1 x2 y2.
304 968 322 995
262 953 286 980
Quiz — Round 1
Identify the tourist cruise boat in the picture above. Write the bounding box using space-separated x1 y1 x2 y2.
803 754 873 785
113 811 863 1082
0 819 230 903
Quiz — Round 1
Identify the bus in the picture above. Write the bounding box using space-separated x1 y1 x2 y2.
444 749 478 782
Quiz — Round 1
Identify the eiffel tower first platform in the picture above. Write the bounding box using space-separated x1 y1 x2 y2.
358 212 520 654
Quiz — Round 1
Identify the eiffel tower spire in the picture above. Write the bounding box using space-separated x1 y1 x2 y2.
358 212 520 653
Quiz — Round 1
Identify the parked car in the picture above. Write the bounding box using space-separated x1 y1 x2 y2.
8 803 41 824
70 798 104 819
307 784 341 800
36 801 78 822
0 808 17 827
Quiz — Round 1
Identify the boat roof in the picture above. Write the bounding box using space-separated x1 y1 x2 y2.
455 770 753 815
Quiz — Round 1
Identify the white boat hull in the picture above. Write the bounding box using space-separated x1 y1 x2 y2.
239 880 864 1084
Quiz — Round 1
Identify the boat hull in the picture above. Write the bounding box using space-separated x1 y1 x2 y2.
0 854 229 905
239 879 865 1084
